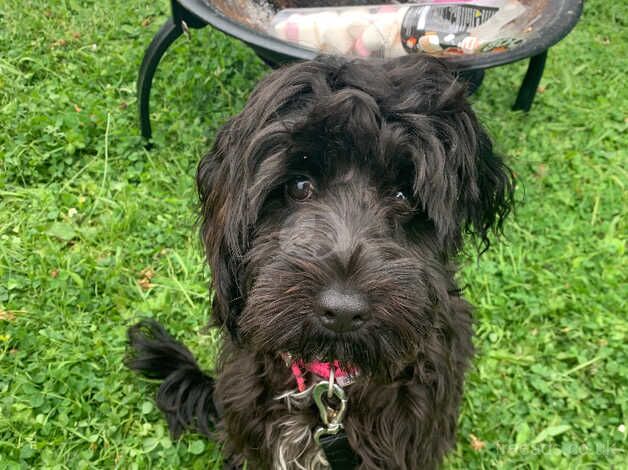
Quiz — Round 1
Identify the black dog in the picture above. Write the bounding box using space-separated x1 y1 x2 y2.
127 54 513 469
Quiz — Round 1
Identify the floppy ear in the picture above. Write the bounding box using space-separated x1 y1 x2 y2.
463 129 515 253
434 97 514 253
196 63 312 339
384 55 513 253
197 120 248 339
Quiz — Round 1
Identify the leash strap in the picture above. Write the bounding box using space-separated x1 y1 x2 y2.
319 431 360 469
311 379 360 469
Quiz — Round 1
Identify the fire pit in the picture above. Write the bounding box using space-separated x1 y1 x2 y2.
138 0 583 140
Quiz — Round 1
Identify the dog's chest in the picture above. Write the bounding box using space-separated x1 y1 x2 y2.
272 411 330 469
271 388 331 470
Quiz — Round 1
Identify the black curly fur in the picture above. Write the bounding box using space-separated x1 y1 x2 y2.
126 54 514 469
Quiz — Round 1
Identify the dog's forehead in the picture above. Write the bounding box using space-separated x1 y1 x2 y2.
287 126 412 175
285 146 403 188
339 168 357 183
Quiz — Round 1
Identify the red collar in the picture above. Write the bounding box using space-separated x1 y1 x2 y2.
284 354 358 392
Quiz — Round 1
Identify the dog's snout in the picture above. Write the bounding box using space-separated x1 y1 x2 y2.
316 288 370 333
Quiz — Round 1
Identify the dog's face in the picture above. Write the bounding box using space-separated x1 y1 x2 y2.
198 56 513 380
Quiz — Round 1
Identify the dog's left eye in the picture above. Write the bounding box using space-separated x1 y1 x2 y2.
393 191 408 201
286 177 315 201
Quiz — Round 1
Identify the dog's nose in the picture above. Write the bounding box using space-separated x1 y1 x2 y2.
316 288 370 333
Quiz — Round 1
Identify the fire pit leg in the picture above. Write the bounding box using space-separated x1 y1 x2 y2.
138 1 209 144
513 50 548 112
138 17 184 143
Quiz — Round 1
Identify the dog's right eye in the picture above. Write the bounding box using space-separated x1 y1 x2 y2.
286 177 315 201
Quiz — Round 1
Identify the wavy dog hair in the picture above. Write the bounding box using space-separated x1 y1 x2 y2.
128 54 514 469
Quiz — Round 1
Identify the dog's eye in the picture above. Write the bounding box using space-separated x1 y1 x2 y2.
393 191 407 202
286 177 315 201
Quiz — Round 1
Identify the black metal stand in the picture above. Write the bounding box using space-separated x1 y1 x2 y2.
138 18 183 142
137 0 208 143
513 50 548 112
137 1 553 141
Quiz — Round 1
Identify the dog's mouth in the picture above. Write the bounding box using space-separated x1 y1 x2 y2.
282 353 359 392
273 320 413 381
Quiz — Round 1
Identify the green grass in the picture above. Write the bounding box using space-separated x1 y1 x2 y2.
0 0 626 468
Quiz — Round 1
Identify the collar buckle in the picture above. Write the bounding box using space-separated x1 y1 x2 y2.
312 377 347 445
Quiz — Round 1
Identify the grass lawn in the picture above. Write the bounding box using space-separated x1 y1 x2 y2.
0 0 626 468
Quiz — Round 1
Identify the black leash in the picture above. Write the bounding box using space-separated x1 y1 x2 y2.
319 431 360 469
311 379 360 469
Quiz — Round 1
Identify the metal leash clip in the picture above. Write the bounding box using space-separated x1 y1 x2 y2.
312 368 348 445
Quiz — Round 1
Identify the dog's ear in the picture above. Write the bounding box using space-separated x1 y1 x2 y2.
462 128 515 253
197 119 247 339
390 56 514 253
196 64 307 338
431 99 514 253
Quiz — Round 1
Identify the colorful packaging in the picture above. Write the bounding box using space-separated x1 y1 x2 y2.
269 1 528 58
401 4 500 54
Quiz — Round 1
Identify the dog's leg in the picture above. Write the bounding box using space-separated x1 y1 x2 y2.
125 319 218 438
